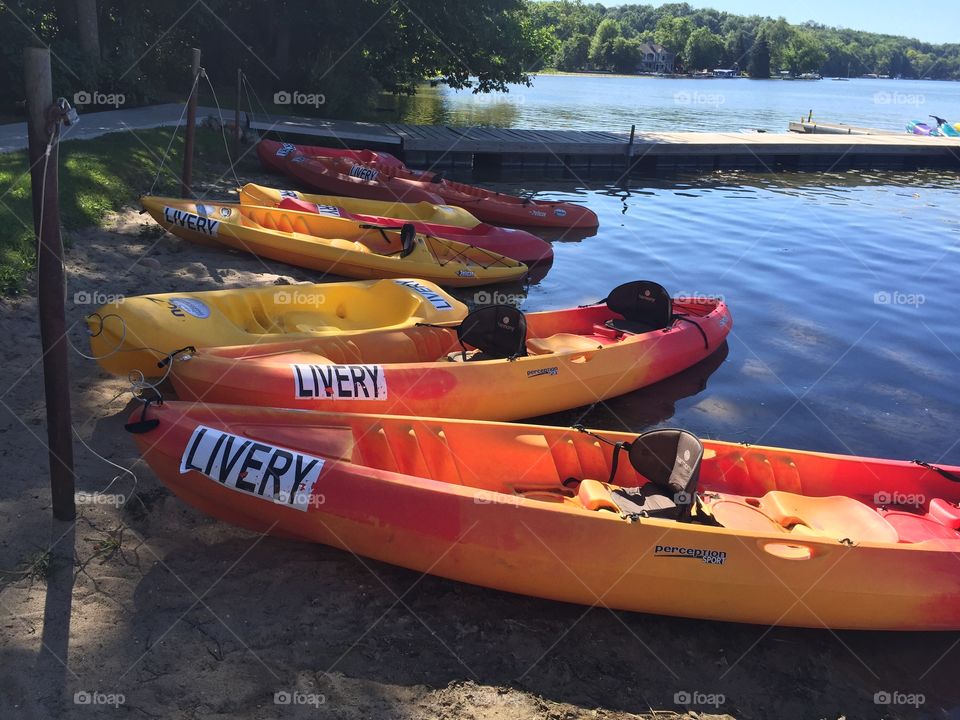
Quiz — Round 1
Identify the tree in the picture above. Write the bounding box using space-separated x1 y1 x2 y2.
653 16 693 67
609 36 642 73
684 27 724 70
747 37 771 78
783 30 826 74
555 33 591 70
588 18 623 68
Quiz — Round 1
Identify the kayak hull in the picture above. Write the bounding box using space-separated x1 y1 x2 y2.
167 299 732 421
141 197 527 287
87 278 466 377
256 139 404 174
239 183 481 229
132 402 960 630
273 195 553 263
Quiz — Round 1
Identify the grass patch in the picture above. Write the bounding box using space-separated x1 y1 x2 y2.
0 126 255 295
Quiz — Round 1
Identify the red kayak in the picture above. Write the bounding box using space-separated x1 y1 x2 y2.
264 140 599 230
257 139 405 175
276 196 553 263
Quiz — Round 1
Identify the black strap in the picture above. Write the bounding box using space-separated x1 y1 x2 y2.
157 345 196 368
912 459 960 483
674 315 709 350
572 425 631 484
124 397 162 434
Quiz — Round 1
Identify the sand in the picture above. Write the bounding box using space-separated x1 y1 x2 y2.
0 205 956 720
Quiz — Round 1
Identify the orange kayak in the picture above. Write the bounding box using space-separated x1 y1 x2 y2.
166 285 732 421
129 401 960 630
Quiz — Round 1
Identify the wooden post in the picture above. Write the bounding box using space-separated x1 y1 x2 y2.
24 47 75 522
234 68 242 167
180 47 201 198
624 124 636 176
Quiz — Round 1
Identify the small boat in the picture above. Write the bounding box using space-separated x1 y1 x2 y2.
166 281 732 421
267 140 599 229
129 401 960 630
907 120 938 136
256 139 405 175
141 197 528 287
268 193 552 264
240 183 481 229
86 278 466 377
931 115 960 137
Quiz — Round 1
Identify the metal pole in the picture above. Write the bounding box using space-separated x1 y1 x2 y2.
624 123 636 176
180 47 201 198
24 47 75 521
234 68 242 167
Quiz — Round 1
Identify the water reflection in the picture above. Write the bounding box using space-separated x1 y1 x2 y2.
529 342 730 430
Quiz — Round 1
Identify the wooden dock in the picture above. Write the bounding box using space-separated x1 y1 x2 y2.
788 120 900 136
249 113 960 176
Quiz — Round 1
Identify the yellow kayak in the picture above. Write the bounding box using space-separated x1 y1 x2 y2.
238 183 481 228
87 278 466 377
141 197 528 287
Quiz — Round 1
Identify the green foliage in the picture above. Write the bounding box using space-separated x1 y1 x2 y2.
528 1 960 78
0 128 232 294
684 27 725 71
747 37 771 79
654 16 693 66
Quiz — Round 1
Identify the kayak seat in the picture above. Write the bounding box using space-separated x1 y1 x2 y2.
603 280 674 335
526 333 601 355
929 498 960 529
711 492 899 544
577 479 620 513
880 510 960 543
610 429 703 521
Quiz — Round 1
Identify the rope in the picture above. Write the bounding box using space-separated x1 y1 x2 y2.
148 69 201 195
72 425 139 508
241 73 284 143
201 69 242 188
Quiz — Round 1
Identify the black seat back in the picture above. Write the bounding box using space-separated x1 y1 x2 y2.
605 280 672 331
399 223 416 258
627 429 703 518
456 305 527 360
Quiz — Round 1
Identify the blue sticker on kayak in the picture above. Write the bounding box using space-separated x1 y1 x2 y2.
394 279 454 310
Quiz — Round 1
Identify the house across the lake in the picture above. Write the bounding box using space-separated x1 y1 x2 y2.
636 42 675 73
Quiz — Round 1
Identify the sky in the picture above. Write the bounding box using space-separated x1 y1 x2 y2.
592 0 959 44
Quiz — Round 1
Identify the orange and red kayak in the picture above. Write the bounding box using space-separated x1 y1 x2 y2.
264 139 599 229
256 139 405 175
129 401 960 630
166 295 731 421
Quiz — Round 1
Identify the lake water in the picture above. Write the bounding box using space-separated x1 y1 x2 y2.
442 168 960 465
376 75 960 134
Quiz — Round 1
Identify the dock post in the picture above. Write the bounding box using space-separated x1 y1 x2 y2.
180 47 201 198
623 124 636 179
24 47 76 521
